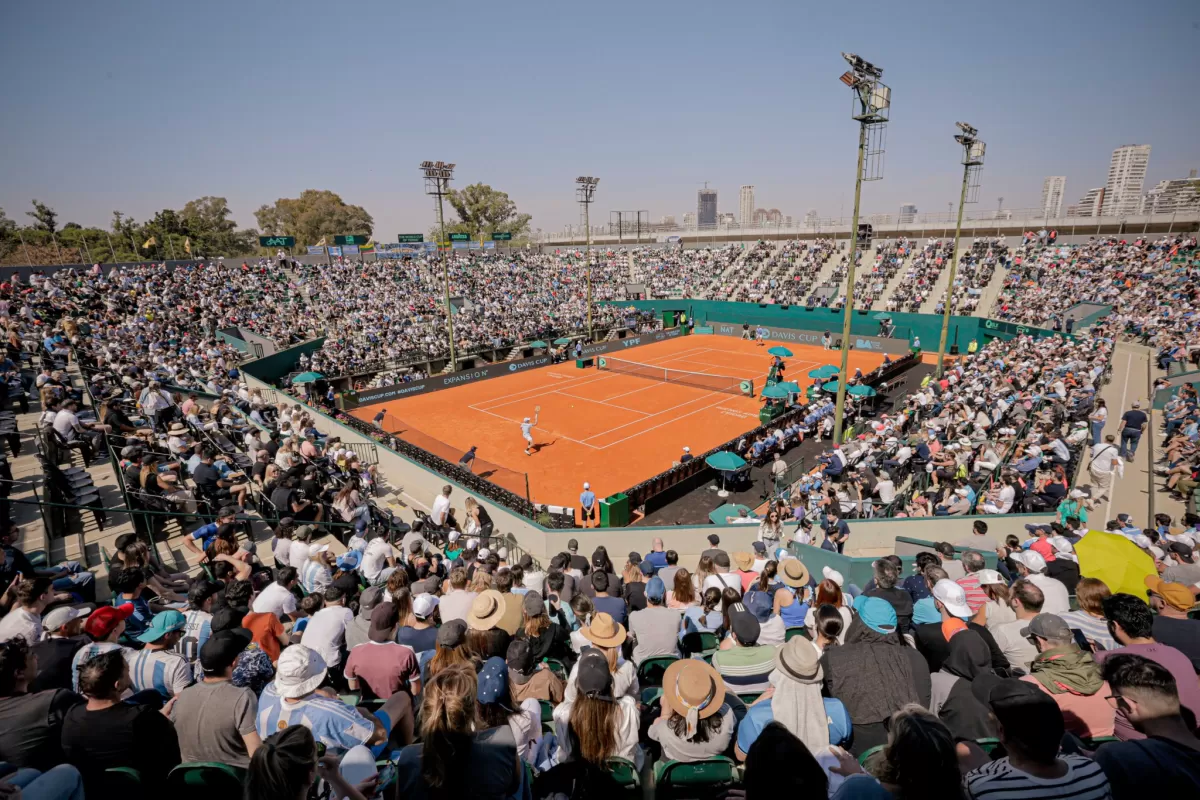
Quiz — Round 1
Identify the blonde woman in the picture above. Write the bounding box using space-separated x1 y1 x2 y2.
692 555 717 593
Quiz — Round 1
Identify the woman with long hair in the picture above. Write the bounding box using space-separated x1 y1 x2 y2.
246 724 367 800
757 509 784 549
476 656 541 764
590 546 614 577
804 579 851 643
563 612 637 702
331 480 370 534
812 603 845 654
516 590 570 663
427 619 473 680
831 705 966 800
681 586 723 646
692 555 716 592
394 663 522 800
552 649 642 768
665 569 696 609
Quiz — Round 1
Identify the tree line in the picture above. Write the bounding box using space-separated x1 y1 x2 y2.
0 183 534 266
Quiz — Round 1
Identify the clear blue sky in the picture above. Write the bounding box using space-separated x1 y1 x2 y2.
2 0 1197 238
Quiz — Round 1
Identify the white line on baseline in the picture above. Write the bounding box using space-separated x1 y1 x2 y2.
554 390 651 415
598 392 741 450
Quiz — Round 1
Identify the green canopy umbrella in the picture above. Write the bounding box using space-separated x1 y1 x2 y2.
873 312 893 321
761 384 790 399
775 381 801 394
822 380 842 392
291 371 324 384
708 503 753 525
553 337 573 345
705 451 748 498
528 340 549 348
808 365 839 379
767 346 793 357
847 384 878 397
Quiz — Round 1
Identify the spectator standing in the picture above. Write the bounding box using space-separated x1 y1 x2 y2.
170 629 261 768
1117 400 1149 462
431 485 452 527
1088 434 1123 504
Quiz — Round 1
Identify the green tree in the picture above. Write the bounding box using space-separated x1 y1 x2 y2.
26 199 58 234
442 183 532 242
255 189 373 246
179 196 257 257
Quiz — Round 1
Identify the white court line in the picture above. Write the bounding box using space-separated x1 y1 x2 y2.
599 393 740 450
470 346 715 410
470 406 602 449
555 390 651 415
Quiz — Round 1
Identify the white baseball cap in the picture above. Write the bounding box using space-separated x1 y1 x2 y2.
413 594 440 620
448 530 461 543
497 547 508 560
1011 550 1047 573
583 482 590 490
821 566 844 587
932 579 972 619
974 569 1005 586
43 606 90 632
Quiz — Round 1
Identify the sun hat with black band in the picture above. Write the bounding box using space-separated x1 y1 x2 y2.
660 657 725 737
775 634 823 683
780 559 810 588
467 590 506 631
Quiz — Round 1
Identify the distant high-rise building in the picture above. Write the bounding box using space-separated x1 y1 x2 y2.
739 186 755 226
1041 177 1067 218
1065 205 1080 218
659 214 677 227
718 212 737 226
1075 187 1105 218
784 215 793 226
698 188 718 228
1140 170 1200 215
804 209 819 228
682 212 697 228
898 203 918 224
1101 145 1151 216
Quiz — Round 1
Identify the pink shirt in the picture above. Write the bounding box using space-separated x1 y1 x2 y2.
344 642 419 699
1021 676 1115 739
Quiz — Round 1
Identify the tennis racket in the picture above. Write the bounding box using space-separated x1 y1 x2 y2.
534 405 541 414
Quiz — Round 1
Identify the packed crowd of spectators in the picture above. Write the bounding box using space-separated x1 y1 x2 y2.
934 238 1008 316
886 239 953 313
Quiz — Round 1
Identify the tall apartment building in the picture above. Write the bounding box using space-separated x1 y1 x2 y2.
898 203 918 224
1075 187 1105 218
804 209 819 228
698 189 718 228
659 215 677 227
1101 145 1151 216
738 186 755 226
1140 170 1200 214
1040 176 1067 218
682 212 696 228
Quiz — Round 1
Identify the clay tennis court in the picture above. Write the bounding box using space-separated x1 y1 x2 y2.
351 334 888 510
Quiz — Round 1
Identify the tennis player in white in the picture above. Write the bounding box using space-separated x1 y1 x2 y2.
521 408 540 455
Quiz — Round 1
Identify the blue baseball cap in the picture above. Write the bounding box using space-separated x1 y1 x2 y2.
744 591 773 623
136 609 187 643
853 595 898 635
645 576 666 602
477 657 513 709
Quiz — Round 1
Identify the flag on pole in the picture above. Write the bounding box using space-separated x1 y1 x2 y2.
360 239 376 253
142 236 156 249
183 237 192 255
314 236 327 247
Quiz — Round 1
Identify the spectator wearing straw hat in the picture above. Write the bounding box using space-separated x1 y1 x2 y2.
649 658 735 763
465 589 511 661
563 612 636 703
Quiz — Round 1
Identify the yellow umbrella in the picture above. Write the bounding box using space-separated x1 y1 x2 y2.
1073 530 1156 600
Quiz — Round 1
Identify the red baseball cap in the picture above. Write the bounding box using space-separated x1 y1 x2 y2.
84 603 135 638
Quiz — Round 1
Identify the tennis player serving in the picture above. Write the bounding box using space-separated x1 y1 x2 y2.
522 406 540 455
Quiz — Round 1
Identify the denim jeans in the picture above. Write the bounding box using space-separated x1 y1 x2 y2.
1089 421 1104 444
1120 429 1142 459
3 765 85 800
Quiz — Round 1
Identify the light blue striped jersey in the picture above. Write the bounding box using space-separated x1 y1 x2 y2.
71 642 125 692
255 682 375 755
127 647 194 697
175 609 213 670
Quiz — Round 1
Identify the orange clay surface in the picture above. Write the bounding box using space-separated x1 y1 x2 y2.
352 334 886 510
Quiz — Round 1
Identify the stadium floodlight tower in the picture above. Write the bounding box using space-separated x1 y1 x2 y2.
421 160 457 371
576 177 600 337
934 123 986 378
832 52 891 446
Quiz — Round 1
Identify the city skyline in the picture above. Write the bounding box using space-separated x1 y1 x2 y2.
1 0 1197 239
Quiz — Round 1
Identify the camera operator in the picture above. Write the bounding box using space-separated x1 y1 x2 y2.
270 474 323 523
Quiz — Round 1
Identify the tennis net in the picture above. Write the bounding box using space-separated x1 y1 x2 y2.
596 356 755 396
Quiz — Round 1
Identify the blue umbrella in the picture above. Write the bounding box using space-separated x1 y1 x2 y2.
291 371 324 383
761 385 790 399
775 381 800 394
767 346 793 357
848 384 878 397
808 365 839 379
822 380 842 392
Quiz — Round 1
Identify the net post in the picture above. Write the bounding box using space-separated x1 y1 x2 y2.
525 473 532 506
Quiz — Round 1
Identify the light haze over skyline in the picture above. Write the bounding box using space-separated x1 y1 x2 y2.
2 0 1198 241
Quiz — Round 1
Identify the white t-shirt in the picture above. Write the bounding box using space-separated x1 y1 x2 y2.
272 538 292 567
1028 573 1072 616
52 409 80 440
253 582 299 618
986 485 1016 513
0 608 41 645
875 480 896 503
431 495 451 526
360 539 394 583
289 540 311 567
301 605 354 667
702 573 742 594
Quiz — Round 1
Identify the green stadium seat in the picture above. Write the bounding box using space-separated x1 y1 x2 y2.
606 757 640 788
654 756 740 797
168 762 247 797
103 767 143 792
641 686 664 706
1083 736 1119 750
785 626 811 641
539 699 555 723
975 737 1003 755
736 692 762 706
543 657 567 681
637 655 679 688
858 744 887 773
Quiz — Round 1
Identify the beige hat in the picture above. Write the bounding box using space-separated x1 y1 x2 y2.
780 559 810 588
467 590 505 631
775 636 823 683
660 658 726 735
581 612 627 648
732 552 755 571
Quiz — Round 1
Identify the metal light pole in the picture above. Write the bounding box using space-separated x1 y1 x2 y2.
934 123 986 378
832 52 891 445
422 161 457 371
576 177 599 338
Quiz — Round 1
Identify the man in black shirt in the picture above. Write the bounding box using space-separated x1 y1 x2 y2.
566 539 590 575
0 638 83 772
190 449 224 497
30 607 91 693
250 448 271 487
1118 401 1150 462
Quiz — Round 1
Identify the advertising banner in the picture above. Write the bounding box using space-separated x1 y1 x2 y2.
711 323 911 355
